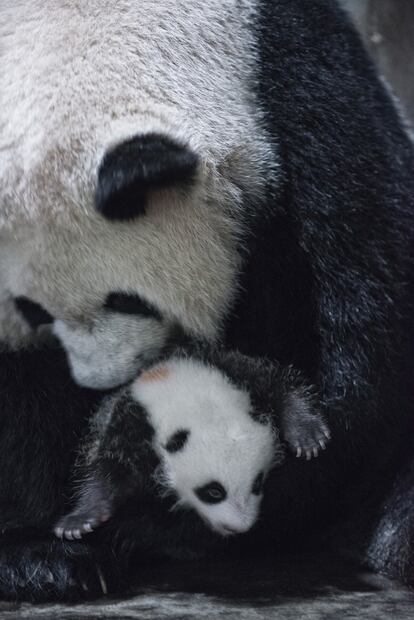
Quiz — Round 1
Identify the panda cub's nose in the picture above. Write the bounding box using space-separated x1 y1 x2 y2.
221 525 241 535
216 521 251 536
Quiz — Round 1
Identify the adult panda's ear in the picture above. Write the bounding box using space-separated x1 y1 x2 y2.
95 133 198 221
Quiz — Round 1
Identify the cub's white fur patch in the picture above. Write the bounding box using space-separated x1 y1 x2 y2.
132 358 278 535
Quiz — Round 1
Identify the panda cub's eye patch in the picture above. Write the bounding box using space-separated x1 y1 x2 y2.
195 481 227 504
165 429 190 453
252 472 265 496
104 292 162 320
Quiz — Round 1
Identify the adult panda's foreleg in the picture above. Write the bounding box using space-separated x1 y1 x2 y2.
0 532 124 602
0 344 128 600
363 456 414 586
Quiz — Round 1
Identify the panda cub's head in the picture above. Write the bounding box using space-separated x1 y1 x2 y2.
132 357 280 537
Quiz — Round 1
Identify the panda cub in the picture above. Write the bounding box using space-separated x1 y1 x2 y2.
54 347 330 540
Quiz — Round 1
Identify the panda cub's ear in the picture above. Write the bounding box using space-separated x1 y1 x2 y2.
95 133 198 221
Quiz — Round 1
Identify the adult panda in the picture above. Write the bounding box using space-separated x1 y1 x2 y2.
0 0 413 601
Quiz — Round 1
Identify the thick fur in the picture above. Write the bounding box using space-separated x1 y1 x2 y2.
0 0 274 355
0 344 220 601
96 134 200 220
0 345 118 600
0 342 327 600
54 346 328 541
0 0 413 601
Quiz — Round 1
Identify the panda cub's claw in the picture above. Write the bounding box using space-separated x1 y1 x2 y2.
54 511 108 540
286 416 331 460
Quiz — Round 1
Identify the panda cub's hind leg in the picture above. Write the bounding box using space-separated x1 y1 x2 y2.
54 458 140 540
54 473 113 540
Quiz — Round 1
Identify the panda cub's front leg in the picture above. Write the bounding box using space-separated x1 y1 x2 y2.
279 390 330 460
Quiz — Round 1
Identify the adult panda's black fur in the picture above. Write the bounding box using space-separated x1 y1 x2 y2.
225 0 414 547
0 345 116 600
0 0 414 601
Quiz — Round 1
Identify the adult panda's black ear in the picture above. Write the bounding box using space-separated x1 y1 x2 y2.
95 133 199 221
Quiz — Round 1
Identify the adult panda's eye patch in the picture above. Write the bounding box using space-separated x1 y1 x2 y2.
14 296 54 329
95 133 198 221
104 292 162 320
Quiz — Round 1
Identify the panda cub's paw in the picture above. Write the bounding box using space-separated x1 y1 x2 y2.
291 417 330 460
282 407 330 460
287 417 330 460
54 507 111 541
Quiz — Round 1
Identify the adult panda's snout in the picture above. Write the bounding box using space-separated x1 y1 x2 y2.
53 313 172 389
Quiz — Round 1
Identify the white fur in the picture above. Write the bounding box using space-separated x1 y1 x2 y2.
131 358 281 536
54 314 170 390
0 1 279 385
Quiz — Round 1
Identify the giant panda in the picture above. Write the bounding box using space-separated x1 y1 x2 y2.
0 0 413 601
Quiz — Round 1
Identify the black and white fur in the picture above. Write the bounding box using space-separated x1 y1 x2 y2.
54 347 329 541
0 0 413 601
0 0 274 386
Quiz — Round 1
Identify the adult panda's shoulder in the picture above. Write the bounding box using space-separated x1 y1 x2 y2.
227 0 414 370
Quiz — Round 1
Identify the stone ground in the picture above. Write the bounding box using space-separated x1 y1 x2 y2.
0 554 413 619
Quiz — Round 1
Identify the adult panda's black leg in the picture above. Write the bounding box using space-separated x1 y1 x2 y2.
0 343 128 601
0 532 124 602
363 458 414 586
362 294 414 586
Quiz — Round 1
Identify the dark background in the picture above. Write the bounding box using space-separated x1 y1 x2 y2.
342 0 414 127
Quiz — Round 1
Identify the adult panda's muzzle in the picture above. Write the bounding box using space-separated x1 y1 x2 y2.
53 313 172 390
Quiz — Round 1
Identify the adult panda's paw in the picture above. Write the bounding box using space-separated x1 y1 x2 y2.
0 536 123 602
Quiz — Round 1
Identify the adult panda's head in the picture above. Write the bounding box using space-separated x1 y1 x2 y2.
1 1 275 388
6 130 243 389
